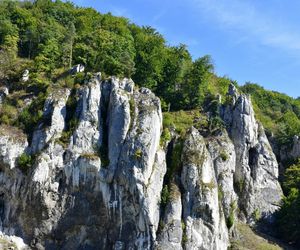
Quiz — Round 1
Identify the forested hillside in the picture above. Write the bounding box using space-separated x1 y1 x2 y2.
241 83 300 146
1 0 300 247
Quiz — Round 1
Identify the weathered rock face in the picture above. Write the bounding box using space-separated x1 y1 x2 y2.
279 135 300 163
156 183 183 250
207 130 237 219
221 84 282 221
0 75 167 250
180 128 228 250
0 78 282 250
0 126 28 169
31 88 70 154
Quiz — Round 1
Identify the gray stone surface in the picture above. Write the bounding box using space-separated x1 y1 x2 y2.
0 79 283 249
221 84 282 221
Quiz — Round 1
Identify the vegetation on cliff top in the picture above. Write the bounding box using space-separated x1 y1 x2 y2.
1 1 300 246
2 0 299 146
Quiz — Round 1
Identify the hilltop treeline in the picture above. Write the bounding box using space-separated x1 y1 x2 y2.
1 1 300 244
0 0 233 112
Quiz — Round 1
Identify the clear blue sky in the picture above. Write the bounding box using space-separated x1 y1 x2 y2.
71 0 300 98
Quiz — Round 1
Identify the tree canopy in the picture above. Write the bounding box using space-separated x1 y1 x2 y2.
0 0 232 113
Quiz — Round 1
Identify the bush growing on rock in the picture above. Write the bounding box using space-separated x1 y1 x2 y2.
17 153 33 173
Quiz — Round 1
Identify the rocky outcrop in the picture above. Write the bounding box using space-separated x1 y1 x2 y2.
156 183 183 250
181 128 228 250
221 84 282 221
0 74 167 249
30 88 70 154
0 78 283 249
0 125 28 169
280 135 300 163
207 131 237 219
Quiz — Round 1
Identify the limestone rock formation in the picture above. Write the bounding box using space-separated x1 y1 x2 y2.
207 131 237 219
280 135 300 162
221 84 282 221
156 183 183 250
0 77 283 250
180 128 228 250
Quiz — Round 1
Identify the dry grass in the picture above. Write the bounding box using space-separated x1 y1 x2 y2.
0 125 27 142
230 223 283 250
0 237 17 250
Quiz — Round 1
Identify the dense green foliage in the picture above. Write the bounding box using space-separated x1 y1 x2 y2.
275 159 300 246
1 0 300 246
1 0 299 144
0 0 233 128
17 152 34 172
241 83 300 146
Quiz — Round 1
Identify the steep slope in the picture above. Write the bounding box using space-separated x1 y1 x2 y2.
221 84 282 221
0 76 282 250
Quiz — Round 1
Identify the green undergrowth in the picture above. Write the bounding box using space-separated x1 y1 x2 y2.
163 109 206 136
17 152 35 174
240 83 300 147
230 223 283 250
226 201 236 229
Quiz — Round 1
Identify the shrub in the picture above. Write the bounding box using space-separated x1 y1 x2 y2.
74 72 86 85
181 220 188 245
160 127 171 146
220 151 228 161
164 140 184 183
234 178 245 194
208 116 224 134
55 88 79 148
17 153 33 173
275 188 300 246
134 148 142 159
226 212 234 229
226 201 236 229
0 103 18 125
252 208 261 222
282 159 300 194
17 92 46 140
275 160 300 246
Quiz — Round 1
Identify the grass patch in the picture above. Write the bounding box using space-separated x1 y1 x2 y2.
226 201 236 229
181 220 188 246
80 153 99 160
160 127 171 146
230 223 282 250
163 110 204 135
